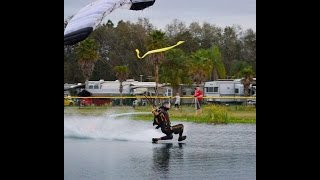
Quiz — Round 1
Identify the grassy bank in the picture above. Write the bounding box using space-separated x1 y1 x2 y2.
132 105 255 124
65 104 256 124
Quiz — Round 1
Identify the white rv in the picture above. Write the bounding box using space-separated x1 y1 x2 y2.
204 79 244 104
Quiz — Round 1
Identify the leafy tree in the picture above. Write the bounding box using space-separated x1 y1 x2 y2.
230 61 250 78
64 18 256 88
208 46 226 80
240 29 256 72
220 26 241 75
160 49 189 93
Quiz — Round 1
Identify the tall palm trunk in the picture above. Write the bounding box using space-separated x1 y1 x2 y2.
119 82 123 106
114 65 129 106
154 59 159 97
78 61 95 81
242 78 251 96
152 59 159 105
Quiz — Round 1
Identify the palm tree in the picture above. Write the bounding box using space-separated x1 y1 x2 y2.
113 66 129 106
75 38 100 81
189 49 213 86
147 30 166 103
240 66 255 96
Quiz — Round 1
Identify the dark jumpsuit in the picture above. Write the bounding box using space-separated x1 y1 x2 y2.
154 106 184 140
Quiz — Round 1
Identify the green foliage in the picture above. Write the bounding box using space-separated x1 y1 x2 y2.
147 30 167 97
160 49 189 91
148 30 167 49
189 49 213 84
240 29 256 72
220 26 241 74
240 66 255 96
75 38 100 62
113 65 129 81
208 46 226 79
203 105 229 124
240 66 255 77
64 105 255 124
64 19 255 83
75 38 100 80
230 61 250 78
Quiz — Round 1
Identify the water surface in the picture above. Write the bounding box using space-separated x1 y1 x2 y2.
64 110 256 180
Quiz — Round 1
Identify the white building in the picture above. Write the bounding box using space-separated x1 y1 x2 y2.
204 79 256 104
84 79 172 97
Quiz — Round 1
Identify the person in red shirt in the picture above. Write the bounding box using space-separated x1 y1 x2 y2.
194 86 203 111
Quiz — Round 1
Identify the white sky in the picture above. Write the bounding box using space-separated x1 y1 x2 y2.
64 0 256 31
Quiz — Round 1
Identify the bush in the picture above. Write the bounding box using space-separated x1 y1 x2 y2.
204 105 229 124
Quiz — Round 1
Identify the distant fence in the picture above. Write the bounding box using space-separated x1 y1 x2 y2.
68 96 255 99
64 96 256 107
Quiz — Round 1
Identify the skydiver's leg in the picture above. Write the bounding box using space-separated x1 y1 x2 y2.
171 124 187 141
160 133 173 140
171 124 184 136
152 133 173 142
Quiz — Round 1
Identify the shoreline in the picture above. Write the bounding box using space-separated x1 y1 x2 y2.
64 105 256 124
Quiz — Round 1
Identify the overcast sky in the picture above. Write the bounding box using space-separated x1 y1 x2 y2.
64 0 256 31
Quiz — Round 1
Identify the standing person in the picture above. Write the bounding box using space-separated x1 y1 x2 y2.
174 93 181 110
194 86 203 112
152 101 186 143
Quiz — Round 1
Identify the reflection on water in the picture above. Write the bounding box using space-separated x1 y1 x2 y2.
152 143 185 179
153 143 172 176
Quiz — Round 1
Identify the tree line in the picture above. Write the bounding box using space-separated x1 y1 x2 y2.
64 18 256 94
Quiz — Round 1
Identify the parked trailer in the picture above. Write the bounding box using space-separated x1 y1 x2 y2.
204 79 244 104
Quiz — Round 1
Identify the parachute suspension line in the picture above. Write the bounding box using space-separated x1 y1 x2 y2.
154 56 160 106
93 2 117 32
119 0 127 6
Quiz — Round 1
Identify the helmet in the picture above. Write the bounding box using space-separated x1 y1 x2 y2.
162 101 171 109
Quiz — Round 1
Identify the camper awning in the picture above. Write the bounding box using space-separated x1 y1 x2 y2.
132 88 148 95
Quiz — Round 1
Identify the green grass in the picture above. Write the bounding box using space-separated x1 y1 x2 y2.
65 104 256 124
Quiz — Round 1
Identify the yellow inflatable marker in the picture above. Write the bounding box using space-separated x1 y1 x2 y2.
135 41 185 59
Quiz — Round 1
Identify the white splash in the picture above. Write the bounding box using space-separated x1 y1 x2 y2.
64 112 163 142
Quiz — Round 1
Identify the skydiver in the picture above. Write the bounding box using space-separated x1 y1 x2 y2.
152 101 186 143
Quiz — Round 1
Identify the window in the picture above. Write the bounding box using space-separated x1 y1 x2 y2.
235 88 239 93
206 87 214 92
88 85 94 89
94 84 99 89
166 88 172 96
214 87 219 92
